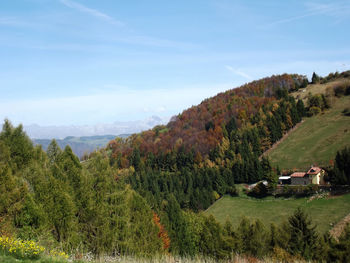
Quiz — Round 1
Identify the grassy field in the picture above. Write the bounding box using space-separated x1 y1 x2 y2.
266 95 350 170
204 193 350 234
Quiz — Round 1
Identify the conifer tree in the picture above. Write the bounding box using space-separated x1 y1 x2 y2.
287 208 319 260
47 139 62 164
311 72 320 84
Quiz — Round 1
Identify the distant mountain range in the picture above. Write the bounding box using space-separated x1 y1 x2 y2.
27 115 169 158
24 115 169 139
33 134 130 158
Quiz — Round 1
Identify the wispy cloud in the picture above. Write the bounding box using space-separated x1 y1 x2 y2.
226 66 252 80
264 1 350 27
59 0 124 26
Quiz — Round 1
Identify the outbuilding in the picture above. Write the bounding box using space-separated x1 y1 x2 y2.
278 176 291 185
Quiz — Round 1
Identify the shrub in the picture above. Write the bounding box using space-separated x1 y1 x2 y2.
248 182 268 198
334 82 350 97
334 85 346 97
308 106 321 116
212 191 220 200
226 186 238 197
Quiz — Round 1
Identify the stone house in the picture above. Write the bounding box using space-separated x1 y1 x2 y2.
290 166 325 185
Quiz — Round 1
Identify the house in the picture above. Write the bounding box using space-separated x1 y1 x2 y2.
290 166 325 185
307 166 325 184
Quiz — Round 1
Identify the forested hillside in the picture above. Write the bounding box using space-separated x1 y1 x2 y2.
107 74 308 211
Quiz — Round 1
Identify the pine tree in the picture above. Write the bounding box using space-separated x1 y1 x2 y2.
47 139 62 164
0 120 34 170
296 99 306 118
311 72 320 84
287 208 319 260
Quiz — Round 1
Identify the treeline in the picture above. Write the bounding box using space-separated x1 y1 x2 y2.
311 70 350 85
145 195 350 261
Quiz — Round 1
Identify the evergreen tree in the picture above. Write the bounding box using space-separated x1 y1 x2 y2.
296 99 306 117
47 139 62 164
311 72 320 84
287 208 319 260
0 119 34 170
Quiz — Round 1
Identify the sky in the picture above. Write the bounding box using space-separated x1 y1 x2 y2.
1 0 350 126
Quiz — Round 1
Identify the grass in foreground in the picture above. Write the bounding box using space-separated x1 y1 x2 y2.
0 254 67 263
267 95 350 170
0 254 280 263
205 193 350 234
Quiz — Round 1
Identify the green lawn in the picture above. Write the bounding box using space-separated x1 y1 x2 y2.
267 95 350 170
204 193 350 234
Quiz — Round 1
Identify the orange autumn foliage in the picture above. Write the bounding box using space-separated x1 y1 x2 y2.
152 212 171 252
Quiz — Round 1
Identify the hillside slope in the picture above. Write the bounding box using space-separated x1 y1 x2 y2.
267 83 350 170
108 74 307 159
107 74 310 211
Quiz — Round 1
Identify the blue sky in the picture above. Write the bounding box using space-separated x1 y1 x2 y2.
1 0 349 126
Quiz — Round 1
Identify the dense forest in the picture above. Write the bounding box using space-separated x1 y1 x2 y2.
108 74 309 211
1 72 350 262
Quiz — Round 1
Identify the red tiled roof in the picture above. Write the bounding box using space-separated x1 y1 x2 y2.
307 167 321 175
290 172 306 178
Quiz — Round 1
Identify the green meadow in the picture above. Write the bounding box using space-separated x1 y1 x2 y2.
205 193 350 234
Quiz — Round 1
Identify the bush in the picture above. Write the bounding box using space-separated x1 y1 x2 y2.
334 82 350 97
212 191 220 200
276 185 320 198
248 182 268 198
334 85 346 97
308 106 321 116
226 186 238 197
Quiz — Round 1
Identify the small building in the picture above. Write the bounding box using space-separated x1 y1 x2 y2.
278 176 291 185
290 166 325 185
